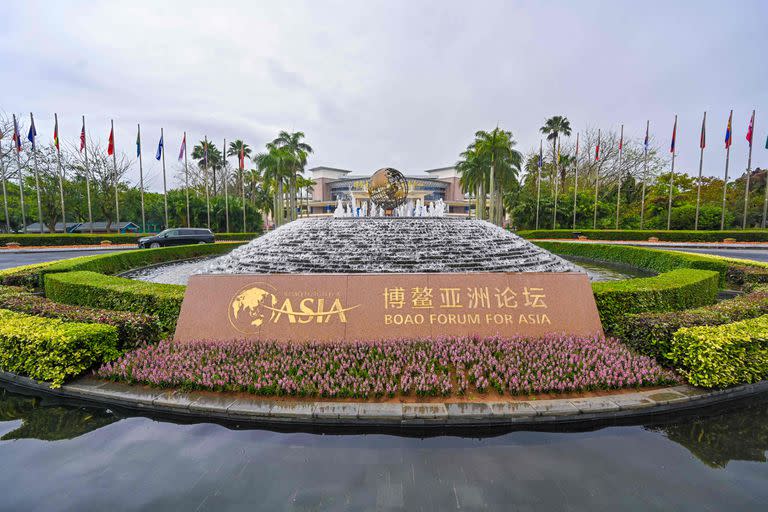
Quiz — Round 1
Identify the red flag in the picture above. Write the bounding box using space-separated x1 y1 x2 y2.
238 146 245 170
107 127 115 156
595 129 600 161
746 110 755 146
54 118 60 151
80 121 86 152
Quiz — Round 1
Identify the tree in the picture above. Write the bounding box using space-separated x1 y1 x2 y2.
271 131 313 222
540 116 572 188
191 140 222 194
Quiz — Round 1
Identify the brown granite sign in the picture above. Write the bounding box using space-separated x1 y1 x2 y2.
174 272 603 343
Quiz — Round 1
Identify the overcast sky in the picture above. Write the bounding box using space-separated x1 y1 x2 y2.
2 0 766 191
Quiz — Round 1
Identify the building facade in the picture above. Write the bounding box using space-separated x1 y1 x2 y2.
307 166 469 215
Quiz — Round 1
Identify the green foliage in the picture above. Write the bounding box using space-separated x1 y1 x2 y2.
0 233 259 246
592 269 720 334
44 271 185 334
0 309 119 387
0 285 159 349
670 314 768 388
622 286 768 363
520 229 768 242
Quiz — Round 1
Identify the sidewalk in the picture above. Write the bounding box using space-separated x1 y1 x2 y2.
531 239 768 250
0 245 137 254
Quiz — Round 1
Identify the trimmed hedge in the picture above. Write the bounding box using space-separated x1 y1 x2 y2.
592 269 720 334
44 271 185 334
0 309 120 387
0 232 260 246
0 285 159 349
670 314 768 388
622 286 768 363
535 241 731 285
519 229 768 243
1 242 242 289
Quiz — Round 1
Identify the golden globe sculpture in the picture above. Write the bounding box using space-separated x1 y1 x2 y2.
367 167 409 210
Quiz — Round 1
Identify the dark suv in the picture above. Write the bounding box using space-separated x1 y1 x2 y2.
138 228 215 248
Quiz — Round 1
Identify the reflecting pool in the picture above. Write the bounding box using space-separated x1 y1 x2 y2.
1 383 766 511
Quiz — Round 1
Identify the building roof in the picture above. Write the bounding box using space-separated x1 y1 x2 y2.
23 222 80 233
308 166 353 174
72 221 140 232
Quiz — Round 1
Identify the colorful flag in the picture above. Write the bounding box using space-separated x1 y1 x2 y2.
80 120 86 152
575 132 579 157
156 133 163 161
725 111 733 148
178 133 186 161
53 117 60 151
765 133 768 150
12 116 21 152
670 116 677 154
746 110 755 146
108 127 115 156
700 112 706 149
136 129 141 157
537 142 542 168
644 121 649 153
239 146 245 170
595 131 600 161
27 116 37 150
618 130 623 152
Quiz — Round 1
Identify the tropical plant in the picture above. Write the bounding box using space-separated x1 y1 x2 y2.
271 131 313 222
540 116 572 187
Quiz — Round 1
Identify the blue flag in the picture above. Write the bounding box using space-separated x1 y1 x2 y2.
156 134 163 160
27 117 37 150
136 130 141 157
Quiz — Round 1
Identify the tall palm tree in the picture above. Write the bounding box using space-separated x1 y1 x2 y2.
540 116 572 188
254 143 294 227
271 131 313 222
227 140 252 193
191 141 222 193
473 128 521 226
456 145 487 219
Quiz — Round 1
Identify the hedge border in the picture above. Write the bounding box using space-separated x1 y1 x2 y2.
519 229 768 243
0 232 261 246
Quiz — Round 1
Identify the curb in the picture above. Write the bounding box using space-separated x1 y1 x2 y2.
531 239 768 251
0 246 137 254
2 370 766 430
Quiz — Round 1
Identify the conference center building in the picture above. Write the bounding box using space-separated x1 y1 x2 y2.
307 166 469 215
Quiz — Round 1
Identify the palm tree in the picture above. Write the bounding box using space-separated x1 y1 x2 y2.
191 141 223 193
254 143 294 227
540 116 572 188
456 145 487 219
473 128 522 226
227 140 252 193
296 175 316 216
271 131 313 222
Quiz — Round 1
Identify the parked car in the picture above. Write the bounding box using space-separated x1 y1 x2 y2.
138 228 215 248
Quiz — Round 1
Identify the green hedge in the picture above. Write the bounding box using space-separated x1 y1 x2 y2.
621 286 768 363
0 309 120 387
0 232 260 246
1 242 241 289
519 229 768 242
0 285 160 349
536 241 731 286
44 271 185 334
670 314 768 388
592 269 720 334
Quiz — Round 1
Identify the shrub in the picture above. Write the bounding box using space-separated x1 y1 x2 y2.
98 335 678 398
670 314 768 388
727 265 768 286
0 233 260 246
592 269 720 334
44 271 185 334
0 309 120 387
0 286 159 349
519 229 768 243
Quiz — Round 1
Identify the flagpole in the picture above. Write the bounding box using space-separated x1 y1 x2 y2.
223 137 229 233
743 110 755 229
183 132 190 228
695 112 706 230
535 139 542 229
137 123 146 233
111 119 120 231
615 124 624 229
241 148 246 233
640 120 650 229
552 137 560 229
54 113 66 230
13 115 27 233
0 139 10 233
161 128 168 229
593 129 600 229
204 136 211 229
28 113 44 234
82 116 93 233
572 132 579 230
721 110 733 230
667 115 677 230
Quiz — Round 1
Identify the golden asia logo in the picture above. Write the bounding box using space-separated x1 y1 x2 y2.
228 283 360 333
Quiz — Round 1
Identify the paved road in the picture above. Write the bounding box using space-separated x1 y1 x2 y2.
0 250 125 270
669 248 768 263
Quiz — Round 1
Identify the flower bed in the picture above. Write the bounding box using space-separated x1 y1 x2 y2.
98 336 678 398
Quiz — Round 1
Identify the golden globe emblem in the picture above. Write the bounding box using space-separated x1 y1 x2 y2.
368 167 409 210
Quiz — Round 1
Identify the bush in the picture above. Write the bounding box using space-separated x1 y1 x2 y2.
44 271 185 334
592 269 720 334
622 286 768 363
727 265 768 286
519 229 768 243
0 285 159 349
1 242 241 289
0 233 260 246
670 314 768 388
0 309 120 387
